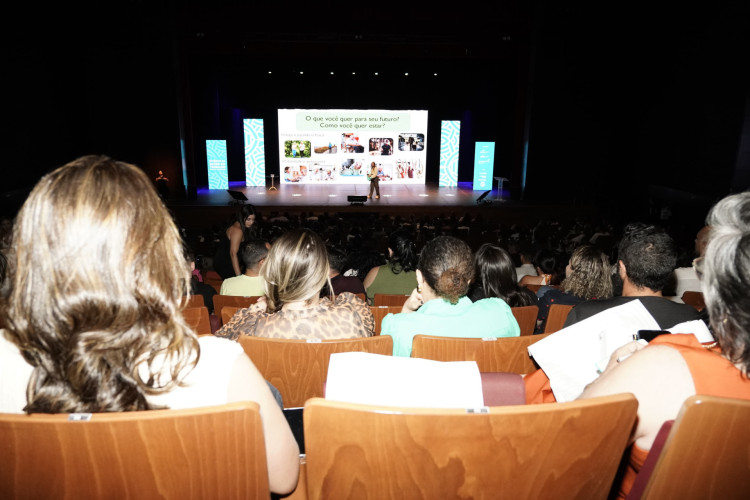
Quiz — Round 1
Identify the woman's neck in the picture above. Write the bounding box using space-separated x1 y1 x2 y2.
281 295 320 311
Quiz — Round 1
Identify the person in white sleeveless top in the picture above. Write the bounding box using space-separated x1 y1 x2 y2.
0 156 299 494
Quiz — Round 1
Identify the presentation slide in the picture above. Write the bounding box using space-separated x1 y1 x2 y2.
277 109 428 185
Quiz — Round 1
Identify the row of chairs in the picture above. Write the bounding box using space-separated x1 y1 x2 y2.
3 392 747 498
238 333 553 408
183 300 575 337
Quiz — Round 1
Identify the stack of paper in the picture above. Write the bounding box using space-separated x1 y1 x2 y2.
325 352 485 408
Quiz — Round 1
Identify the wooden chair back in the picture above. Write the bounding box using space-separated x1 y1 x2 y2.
303 394 638 500
680 291 705 312
0 402 269 499
238 335 394 408
221 306 242 326
511 305 539 336
411 332 553 374
213 294 261 318
373 293 409 307
353 292 367 303
182 306 212 335
544 304 574 333
635 395 750 500
183 294 205 308
369 306 403 335
523 283 542 293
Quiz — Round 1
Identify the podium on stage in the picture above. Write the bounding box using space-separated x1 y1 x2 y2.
494 177 508 201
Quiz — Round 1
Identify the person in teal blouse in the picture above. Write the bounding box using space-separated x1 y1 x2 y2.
381 235 520 356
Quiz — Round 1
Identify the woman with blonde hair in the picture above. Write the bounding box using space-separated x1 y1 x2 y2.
381 235 519 357
0 155 299 494
535 245 614 332
216 228 374 340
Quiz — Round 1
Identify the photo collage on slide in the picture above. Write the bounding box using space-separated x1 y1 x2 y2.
280 130 426 185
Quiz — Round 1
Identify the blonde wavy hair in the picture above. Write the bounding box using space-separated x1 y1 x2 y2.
1 155 198 413
262 229 332 312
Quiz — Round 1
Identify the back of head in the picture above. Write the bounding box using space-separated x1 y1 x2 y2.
533 249 558 275
563 245 613 300
703 192 750 373
418 235 474 304
242 239 269 270
387 229 418 273
2 155 197 413
473 243 518 301
326 246 348 274
262 228 330 311
617 223 676 291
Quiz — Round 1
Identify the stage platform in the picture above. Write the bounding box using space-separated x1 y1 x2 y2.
165 181 595 232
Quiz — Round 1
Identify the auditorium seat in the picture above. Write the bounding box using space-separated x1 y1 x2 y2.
183 294 205 308
0 402 270 498
212 294 260 318
369 305 403 335
411 332 553 374
680 291 705 312
182 306 212 335
628 395 750 499
373 293 410 307
303 393 638 499
511 305 539 336
544 304 574 333
238 335 394 408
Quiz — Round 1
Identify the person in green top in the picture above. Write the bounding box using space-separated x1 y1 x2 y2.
363 229 418 304
381 235 520 356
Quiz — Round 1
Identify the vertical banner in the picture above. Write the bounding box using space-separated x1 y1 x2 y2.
206 140 228 190
473 141 495 190
243 118 266 186
439 120 460 187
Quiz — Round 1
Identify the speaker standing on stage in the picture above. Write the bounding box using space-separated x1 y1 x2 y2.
367 161 380 199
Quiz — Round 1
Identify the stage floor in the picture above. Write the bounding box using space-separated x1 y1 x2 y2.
185 181 504 209
165 181 595 234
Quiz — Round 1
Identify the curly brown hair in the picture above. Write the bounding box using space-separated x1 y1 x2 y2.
1 155 198 413
418 236 474 304
562 245 613 300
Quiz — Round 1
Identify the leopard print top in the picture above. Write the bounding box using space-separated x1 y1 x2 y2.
215 292 375 341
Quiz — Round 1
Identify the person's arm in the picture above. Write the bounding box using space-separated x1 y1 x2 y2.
401 287 423 314
228 224 244 276
579 344 695 450
227 354 300 494
363 265 380 290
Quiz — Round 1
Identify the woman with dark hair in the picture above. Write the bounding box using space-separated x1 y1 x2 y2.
213 204 257 279
468 243 538 307
578 192 750 497
0 156 299 494
216 229 374 341
363 229 418 304
535 245 613 333
381 236 519 357
519 248 562 288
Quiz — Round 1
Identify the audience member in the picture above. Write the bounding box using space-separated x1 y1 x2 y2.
215 229 374 340
579 192 750 498
535 245 613 333
563 223 698 329
219 239 268 297
323 245 366 297
213 204 258 279
187 249 217 313
514 244 537 282
363 228 418 304
468 243 537 307
381 235 519 357
518 248 562 289
0 156 299 494
668 225 710 303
